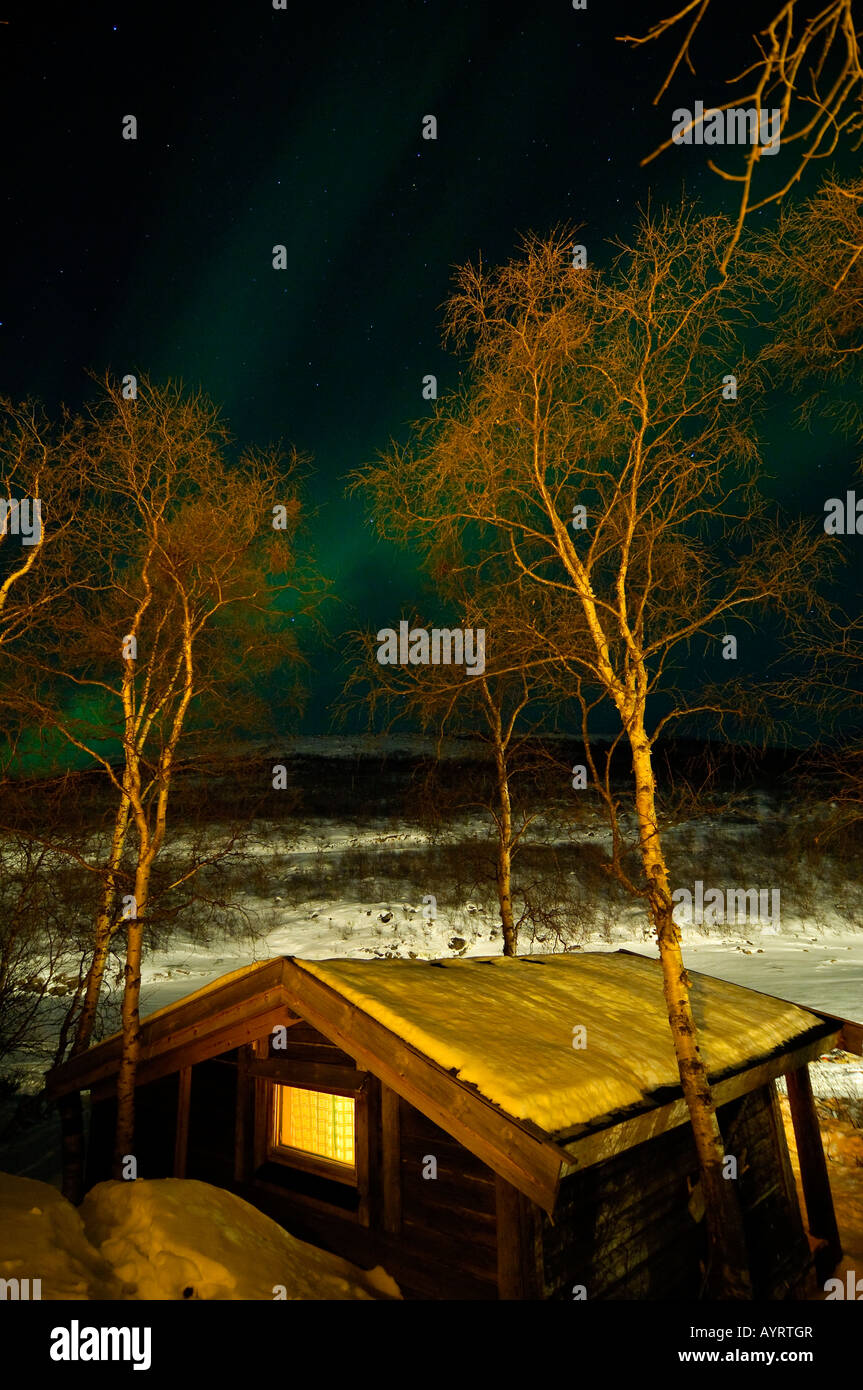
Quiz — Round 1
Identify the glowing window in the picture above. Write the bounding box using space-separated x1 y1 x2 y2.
273 1085 356 1168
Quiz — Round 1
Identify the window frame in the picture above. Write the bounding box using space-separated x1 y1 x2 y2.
246 1038 374 1227
268 1081 360 1187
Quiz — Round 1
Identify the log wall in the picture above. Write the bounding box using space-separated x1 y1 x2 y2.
386 1098 500 1299
541 1083 811 1300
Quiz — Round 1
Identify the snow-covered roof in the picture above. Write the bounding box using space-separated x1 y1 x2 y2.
47 950 833 1148
295 951 828 1135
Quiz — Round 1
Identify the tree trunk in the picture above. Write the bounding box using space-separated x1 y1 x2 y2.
58 797 132 1202
630 730 752 1300
497 836 516 957
112 613 192 1175
73 798 132 1057
58 1093 85 1204
112 859 148 1176
492 737 517 956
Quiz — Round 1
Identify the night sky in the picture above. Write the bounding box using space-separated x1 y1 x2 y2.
3 1 855 731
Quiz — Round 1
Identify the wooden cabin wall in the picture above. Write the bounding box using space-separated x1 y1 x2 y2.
84 1058 236 1190
261 1018 357 1071
83 1075 179 1187
540 1083 811 1300
84 1095 116 1188
544 1115 704 1299
382 1097 500 1300
134 1073 179 1178
234 1019 376 1271
185 1055 238 1188
234 1019 503 1298
732 1084 812 1298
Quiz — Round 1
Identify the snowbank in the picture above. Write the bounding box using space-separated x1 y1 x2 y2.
0 1173 400 1300
0 1172 119 1299
79 1178 400 1300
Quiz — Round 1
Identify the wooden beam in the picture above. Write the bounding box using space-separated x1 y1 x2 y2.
253 1039 270 1172
495 1177 523 1299
247 1059 366 1093
837 1018 863 1056
380 1085 401 1237
83 1006 292 1098
283 959 567 1214
173 1067 192 1178
785 1065 842 1281
495 1175 543 1299
140 1007 293 1086
559 1027 839 1176
355 1084 372 1227
44 960 294 1098
767 1082 805 1237
796 1007 863 1056
235 1044 257 1183
137 989 291 1073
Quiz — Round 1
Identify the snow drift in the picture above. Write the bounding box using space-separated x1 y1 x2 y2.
0 1171 119 1299
0 1172 400 1300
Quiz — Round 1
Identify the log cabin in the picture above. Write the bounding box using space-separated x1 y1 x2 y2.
45 949 861 1300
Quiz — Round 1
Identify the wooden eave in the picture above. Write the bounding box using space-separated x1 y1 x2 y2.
44 958 292 1101
554 1018 840 1177
800 1006 862 1055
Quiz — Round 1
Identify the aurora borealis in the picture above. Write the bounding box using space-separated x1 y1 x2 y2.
2 0 858 727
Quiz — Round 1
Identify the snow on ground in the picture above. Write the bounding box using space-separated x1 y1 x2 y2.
127 812 861 998
114 810 862 1131
0 1172 119 1298
8 779 863 1042
0 1172 400 1300
81 1178 400 1300
673 932 863 1026
779 1096 863 1282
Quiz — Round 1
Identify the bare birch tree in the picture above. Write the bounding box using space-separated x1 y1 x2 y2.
757 174 863 839
21 374 318 1181
354 207 827 1298
340 573 577 955
0 399 82 713
619 0 863 273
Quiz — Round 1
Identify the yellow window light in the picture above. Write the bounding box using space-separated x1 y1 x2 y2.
274 1086 356 1166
